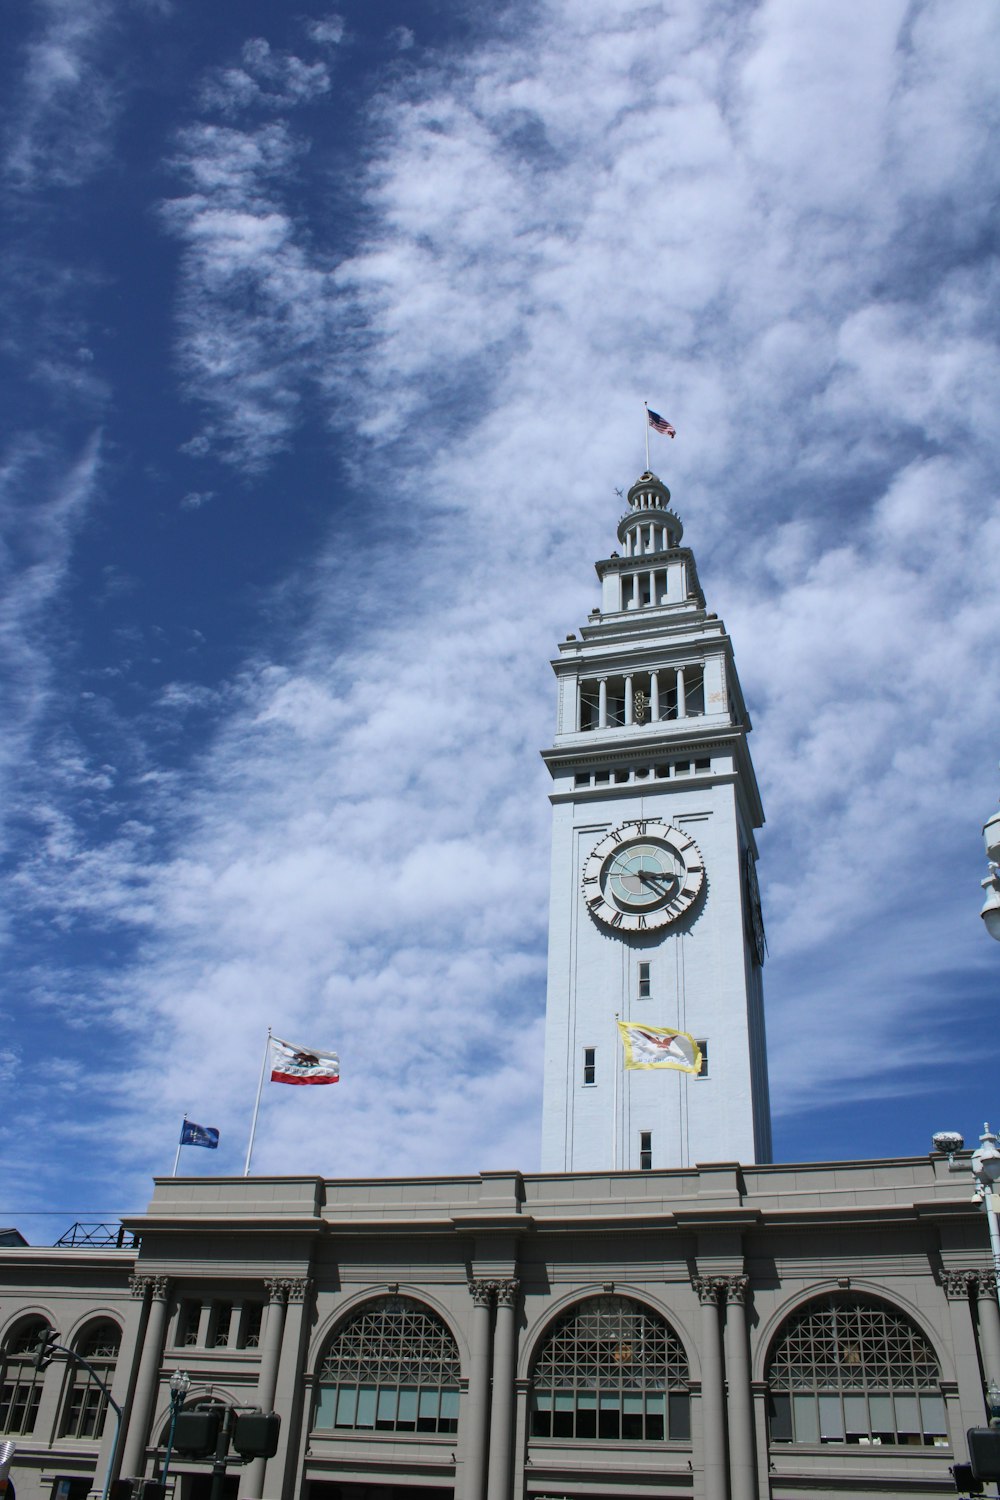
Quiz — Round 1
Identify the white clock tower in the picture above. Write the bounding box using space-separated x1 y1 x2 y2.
540 471 771 1172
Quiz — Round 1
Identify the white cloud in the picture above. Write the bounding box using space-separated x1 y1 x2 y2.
3 0 118 189
0 434 103 855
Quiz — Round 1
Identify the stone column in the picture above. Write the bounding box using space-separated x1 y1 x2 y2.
723 1277 756 1500
694 1278 727 1500
239 1279 292 1500
648 569 657 605
463 1281 494 1500
676 666 687 718
486 1280 519 1500
631 573 641 608
625 675 634 726
942 1270 987 1435
976 1272 1000 1391
598 678 608 729
120 1275 170 1478
650 671 659 721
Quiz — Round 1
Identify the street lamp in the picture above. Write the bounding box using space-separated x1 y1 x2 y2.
162 1370 190 1489
982 806 1000 942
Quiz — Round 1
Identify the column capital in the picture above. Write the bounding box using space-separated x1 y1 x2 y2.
977 1270 999 1299
721 1275 750 1305
264 1276 310 1303
693 1275 724 1305
469 1278 495 1308
942 1269 977 1300
493 1278 520 1308
129 1274 169 1301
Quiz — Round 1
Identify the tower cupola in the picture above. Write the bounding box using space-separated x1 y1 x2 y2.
617 472 683 555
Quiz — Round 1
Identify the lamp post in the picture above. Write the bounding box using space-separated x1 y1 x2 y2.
982 803 1000 942
161 1370 190 1490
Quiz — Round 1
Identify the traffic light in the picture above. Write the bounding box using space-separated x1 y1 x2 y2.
171 1408 221 1458
967 1428 1000 1482
33 1329 59 1371
232 1412 280 1460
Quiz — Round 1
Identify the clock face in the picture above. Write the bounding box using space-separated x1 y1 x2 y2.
583 819 705 932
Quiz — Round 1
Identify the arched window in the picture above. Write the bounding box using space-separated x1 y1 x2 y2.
314 1296 460 1435
0 1318 50 1435
766 1295 948 1447
530 1295 690 1442
61 1321 121 1439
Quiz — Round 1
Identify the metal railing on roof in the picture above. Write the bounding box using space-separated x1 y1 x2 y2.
54 1222 138 1248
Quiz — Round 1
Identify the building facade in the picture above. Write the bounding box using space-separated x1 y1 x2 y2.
540 473 770 1173
0 1158 996 1500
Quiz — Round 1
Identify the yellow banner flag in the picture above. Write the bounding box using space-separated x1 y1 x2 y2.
617 1021 702 1075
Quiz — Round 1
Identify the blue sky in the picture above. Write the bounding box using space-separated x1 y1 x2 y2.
3 0 1000 1242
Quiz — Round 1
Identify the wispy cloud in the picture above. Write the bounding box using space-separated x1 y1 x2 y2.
0 433 103 852
3 0 119 190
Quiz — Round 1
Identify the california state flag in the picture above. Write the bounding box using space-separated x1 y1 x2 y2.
617 1021 701 1075
269 1035 340 1085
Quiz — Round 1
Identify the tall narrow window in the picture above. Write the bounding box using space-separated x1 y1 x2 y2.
0 1319 50 1435
639 1131 653 1171
61 1322 120 1438
582 1047 596 1086
176 1300 201 1347
637 962 651 999
696 1041 709 1078
239 1302 263 1350
209 1302 233 1348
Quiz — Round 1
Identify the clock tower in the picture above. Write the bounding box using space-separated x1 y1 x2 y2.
540 471 771 1171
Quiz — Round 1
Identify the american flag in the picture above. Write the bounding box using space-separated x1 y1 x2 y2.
647 408 676 438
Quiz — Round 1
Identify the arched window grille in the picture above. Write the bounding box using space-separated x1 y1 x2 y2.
530 1295 690 1442
766 1295 948 1447
314 1296 460 1435
61 1321 121 1439
0 1318 50 1435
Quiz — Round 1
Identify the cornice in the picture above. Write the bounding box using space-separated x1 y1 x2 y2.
595 544 693 576
542 724 747 768
564 616 725 655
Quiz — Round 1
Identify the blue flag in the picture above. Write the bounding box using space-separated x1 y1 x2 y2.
179 1119 219 1149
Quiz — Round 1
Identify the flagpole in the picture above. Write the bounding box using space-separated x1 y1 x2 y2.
244 1029 272 1177
172 1117 185 1177
643 402 650 471
612 1013 620 1171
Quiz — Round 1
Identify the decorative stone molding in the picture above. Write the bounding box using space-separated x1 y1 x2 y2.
469 1279 495 1308
722 1275 750 1305
976 1270 999 1299
693 1276 724 1305
942 1269 978 1300
493 1279 520 1308
129 1274 169 1300
263 1276 311 1303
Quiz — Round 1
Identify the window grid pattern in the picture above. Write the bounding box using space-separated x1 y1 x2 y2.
315 1296 460 1434
767 1296 947 1448
62 1321 121 1440
0 1319 50 1435
531 1296 689 1442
